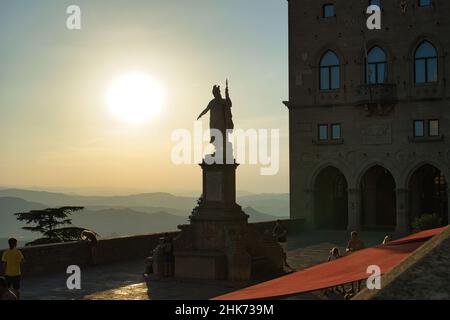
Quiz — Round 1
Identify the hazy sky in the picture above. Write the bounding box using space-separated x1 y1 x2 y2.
0 0 289 195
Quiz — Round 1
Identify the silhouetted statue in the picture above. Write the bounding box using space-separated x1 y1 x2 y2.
197 80 234 160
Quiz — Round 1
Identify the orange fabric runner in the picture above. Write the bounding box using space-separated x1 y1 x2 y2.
214 227 447 300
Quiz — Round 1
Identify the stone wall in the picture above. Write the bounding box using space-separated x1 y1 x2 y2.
251 218 305 235
0 232 179 277
0 219 304 277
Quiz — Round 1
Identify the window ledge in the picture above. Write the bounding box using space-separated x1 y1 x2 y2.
319 89 341 93
319 16 337 22
409 135 444 143
414 82 439 88
313 138 344 146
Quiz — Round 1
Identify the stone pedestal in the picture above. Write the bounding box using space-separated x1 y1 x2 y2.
174 160 284 281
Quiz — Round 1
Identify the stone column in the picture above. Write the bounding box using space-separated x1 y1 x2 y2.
396 188 409 234
364 186 377 226
304 188 315 229
347 188 361 231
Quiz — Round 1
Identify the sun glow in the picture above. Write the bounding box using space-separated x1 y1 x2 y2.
106 73 164 123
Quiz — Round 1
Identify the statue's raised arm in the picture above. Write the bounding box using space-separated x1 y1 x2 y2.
197 104 210 121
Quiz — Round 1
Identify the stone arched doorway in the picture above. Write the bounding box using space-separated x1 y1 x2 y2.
360 165 396 229
408 164 448 226
314 166 348 229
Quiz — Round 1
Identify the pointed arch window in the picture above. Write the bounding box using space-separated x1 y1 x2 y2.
415 41 438 84
366 46 387 84
418 0 432 7
320 51 340 90
323 4 335 18
369 0 381 7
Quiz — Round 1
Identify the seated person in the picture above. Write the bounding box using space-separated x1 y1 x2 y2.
346 231 365 253
272 220 288 251
382 235 393 245
324 248 344 295
81 230 98 265
328 247 341 261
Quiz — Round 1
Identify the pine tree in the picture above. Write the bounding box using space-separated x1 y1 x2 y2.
15 207 85 242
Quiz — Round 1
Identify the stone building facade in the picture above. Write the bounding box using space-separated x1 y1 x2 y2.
286 0 450 232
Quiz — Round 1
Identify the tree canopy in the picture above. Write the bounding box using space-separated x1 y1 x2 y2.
15 206 85 242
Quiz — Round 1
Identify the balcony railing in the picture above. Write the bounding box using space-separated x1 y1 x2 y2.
354 83 398 106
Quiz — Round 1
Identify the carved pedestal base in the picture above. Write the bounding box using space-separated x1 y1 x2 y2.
173 161 284 281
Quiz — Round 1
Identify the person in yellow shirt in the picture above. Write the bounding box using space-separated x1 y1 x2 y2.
1 238 24 299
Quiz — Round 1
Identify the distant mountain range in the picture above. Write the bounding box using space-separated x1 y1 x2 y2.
0 188 289 216
0 189 196 210
0 188 289 242
238 193 289 216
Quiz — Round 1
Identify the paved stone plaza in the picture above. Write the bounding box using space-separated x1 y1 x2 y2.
21 230 387 300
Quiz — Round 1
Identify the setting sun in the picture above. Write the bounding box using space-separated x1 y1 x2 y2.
106 73 164 123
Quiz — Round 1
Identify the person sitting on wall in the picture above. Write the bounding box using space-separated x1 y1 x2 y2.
346 231 365 253
81 230 98 266
272 221 294 271
272 220 288 251
328 247 341 261
382 235 393 245
0 277 17 300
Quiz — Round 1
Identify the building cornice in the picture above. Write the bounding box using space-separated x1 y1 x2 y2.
285 97 450 110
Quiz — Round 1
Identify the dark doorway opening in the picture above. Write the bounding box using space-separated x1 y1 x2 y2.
361 165 396 229
409 164 448 226
314 167 348 229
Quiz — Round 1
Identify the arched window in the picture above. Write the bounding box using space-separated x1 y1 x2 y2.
369 0 381 7
320 51 340 90
418 0 432 7
323 4 335 18
366 46 387 84
415 41 438 84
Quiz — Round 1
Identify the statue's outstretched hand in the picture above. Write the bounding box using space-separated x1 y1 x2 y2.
197 106 210 120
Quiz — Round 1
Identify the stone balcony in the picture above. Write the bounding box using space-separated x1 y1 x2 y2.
355 83 398 105
354 84 398 116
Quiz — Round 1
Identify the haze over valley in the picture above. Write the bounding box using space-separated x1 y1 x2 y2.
0 188 289 246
